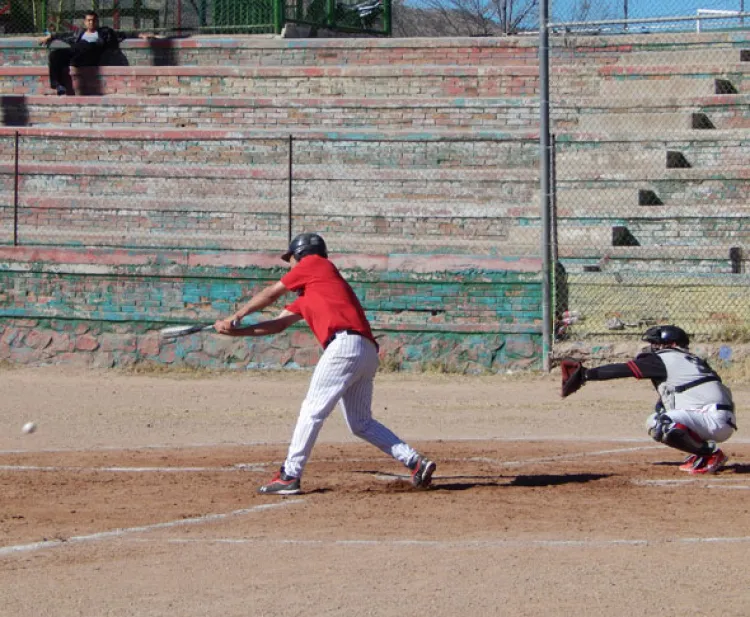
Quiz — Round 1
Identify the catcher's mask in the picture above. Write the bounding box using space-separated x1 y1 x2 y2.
281 233 328 263
642 325 690 349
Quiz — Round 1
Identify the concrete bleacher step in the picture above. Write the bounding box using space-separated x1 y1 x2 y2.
555 135 750 171
597 69 749 99
556 176 750 207
0 141 541 172
0 64 540 98
558 94 750 132
3 62 747 100
556 198 750 219
3 31 746 69
5 195 544 218
559 243 750 260
555 166 750 183
0 94 540 131
1 221 619 256
0 36 541 68
613 48 748 67
552 63 750 98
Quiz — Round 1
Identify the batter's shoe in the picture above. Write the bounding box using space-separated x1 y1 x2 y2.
258 467 301 495
689 449 728 475
410 456 436 488
678 454 702 472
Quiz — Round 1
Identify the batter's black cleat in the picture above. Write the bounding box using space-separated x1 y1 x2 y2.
258 467 301 495
410 456 436 488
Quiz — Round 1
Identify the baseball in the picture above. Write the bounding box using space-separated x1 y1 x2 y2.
22 421 37 435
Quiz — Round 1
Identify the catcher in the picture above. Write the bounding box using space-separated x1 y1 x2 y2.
560 325 737 474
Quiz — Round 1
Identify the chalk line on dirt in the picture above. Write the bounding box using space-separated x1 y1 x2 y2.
0 499 303 558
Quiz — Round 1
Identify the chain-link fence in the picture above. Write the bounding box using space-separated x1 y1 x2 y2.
546 5 750 349
0 133 538 254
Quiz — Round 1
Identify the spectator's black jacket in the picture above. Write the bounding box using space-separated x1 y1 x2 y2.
49 26 139 66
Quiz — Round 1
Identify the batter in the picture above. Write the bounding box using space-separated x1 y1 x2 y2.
214 232 436 494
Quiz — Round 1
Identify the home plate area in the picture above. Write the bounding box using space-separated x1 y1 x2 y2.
2 439 750 552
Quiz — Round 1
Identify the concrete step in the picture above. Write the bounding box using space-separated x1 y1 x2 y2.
0 138 541 171
612 48 747 66
552 63 750 98
0 64 540 98
555 137 750 171
3 31 746 69
0 36 541 68
558 244 748 262
557 94 750 132
0 160 539 182
5 195 544 217
556 167 750 183
556 199 750 218
0 219 623 256
556 176 750 206
3 62 748 100
0 172 537 204
0 94 540 131
552 30 750 65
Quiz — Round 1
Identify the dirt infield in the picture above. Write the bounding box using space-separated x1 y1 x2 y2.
1 367 749 617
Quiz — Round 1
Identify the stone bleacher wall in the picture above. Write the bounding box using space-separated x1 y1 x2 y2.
0 32 749 369
0 247 542 372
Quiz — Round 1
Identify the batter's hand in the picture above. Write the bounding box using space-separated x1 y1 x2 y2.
560 358 586 398
213 318 237 334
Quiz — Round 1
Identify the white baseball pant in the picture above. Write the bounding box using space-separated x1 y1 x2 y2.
283 331 418 478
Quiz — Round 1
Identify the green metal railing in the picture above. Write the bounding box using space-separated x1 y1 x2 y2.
0 0 390 36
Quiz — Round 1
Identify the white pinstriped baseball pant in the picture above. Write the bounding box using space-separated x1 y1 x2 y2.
283 331 419 478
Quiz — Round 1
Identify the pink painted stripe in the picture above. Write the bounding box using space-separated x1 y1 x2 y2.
0 246 542 274
0 65 539 77
0 94 530 107
0 126 540 140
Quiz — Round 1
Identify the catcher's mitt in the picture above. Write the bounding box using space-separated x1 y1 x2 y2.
560 359 586 398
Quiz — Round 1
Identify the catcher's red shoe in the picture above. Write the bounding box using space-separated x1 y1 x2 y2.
678 454 702 472
689 449 728 475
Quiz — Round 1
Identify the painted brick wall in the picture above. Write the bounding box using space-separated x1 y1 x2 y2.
0 248 543 372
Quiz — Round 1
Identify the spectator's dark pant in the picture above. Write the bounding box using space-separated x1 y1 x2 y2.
48 47 75 89
48 47 101 92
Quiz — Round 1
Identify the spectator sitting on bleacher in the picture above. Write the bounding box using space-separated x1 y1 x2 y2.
38 10 155 96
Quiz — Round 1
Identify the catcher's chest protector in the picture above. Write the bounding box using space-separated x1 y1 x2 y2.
655 349 732 410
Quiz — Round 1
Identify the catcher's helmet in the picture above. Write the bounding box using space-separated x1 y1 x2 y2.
642 325 690 348
281 233 328 262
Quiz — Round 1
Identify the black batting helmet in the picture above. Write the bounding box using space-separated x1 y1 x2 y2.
642 325 690 348
281 233 328 262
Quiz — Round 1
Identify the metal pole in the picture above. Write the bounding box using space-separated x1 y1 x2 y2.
13 131 19 246
539 0 552 372
288 135 293 243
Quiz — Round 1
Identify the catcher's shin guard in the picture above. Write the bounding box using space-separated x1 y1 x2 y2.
646 414 713 455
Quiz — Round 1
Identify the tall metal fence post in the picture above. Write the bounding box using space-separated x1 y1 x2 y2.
13 131 19 246
539 0 552 371
288 135 293 243
273 0 284 34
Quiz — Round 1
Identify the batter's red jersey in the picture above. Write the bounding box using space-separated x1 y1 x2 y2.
281 255 375 348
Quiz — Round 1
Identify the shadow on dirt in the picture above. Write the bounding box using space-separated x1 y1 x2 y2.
509 473 611 487
424 472 610 491
726 463 750 474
